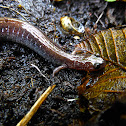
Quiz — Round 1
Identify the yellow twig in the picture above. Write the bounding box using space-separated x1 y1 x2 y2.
16 85 56 126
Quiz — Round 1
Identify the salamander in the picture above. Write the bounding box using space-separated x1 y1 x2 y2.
0 17 106 76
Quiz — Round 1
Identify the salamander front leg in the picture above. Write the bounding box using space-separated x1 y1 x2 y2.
71 47 88 55
53 64 67 76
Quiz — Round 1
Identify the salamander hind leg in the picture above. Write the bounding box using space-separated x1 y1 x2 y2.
53 64 67 76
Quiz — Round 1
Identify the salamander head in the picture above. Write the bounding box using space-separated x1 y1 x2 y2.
53 54 105 76
74 54 106 71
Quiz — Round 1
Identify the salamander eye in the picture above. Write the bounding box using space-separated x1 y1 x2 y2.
94 63 101 69
95 54 100 57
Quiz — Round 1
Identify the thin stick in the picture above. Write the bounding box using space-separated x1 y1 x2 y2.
16 85 56 126
94 12 105 28
31 64 49 81
0 5 28 21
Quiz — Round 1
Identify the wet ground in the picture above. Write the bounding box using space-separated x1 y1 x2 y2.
0 0 125 126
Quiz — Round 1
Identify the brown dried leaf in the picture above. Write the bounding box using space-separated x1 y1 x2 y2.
77 26 126 70
76 26 126 110
83 63 126 110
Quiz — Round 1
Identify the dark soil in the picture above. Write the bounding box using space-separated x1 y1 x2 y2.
0 0 125 126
